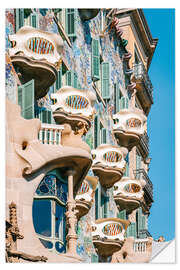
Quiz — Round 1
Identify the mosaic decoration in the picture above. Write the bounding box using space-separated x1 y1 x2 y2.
66 95 89 109
124 183 141 193
102 223 122 236
36 174 67 204
103 151 122 163
126 118 141 128
27 37 55 54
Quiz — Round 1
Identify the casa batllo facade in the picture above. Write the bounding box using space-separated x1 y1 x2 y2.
5 8 158 263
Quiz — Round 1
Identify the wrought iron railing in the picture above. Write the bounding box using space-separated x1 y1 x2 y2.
133 62 153 102
139 131 149 157
133 169 153 201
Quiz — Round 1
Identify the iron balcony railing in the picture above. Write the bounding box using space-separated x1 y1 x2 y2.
133 62 153 102
133 169 153 201
139 229 152 238
139 131 149 157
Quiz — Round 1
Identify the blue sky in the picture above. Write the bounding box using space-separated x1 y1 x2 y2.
143 9 175 241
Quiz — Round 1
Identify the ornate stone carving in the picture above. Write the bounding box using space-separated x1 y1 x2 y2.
6 202 48 263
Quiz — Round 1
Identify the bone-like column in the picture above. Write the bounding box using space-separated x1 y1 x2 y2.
65 169 79 256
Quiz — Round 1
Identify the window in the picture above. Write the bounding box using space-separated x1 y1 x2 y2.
136 208 147 238
15 9 24 32
95 182 101 219
94 115 100 148
119 96 129 110
30 13 38 28
101 62 110 99
101 128 107 144
18 79 35 119
101 189 108 218
126 222 137 238
65 9 76 38
56 68 62 91
114 83 123 113
91 39 100 81
33 170 68 254
124 153 129 177
117 209 126 220
136 150 142 172
66 70 81 88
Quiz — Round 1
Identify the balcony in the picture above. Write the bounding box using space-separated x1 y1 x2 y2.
8 26 63 99
91 218 130 258
51 86 96 135
133 62 153 115
78 9 100 21
138 131 149 158
113 177 146 214
91 144 128 188
38 123 64 145
133 169 153 204
75 176 98 220
113 108 147 150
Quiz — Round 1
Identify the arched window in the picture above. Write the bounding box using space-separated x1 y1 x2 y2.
32 170 68 254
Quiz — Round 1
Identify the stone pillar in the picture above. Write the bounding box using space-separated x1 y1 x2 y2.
65 169 79 256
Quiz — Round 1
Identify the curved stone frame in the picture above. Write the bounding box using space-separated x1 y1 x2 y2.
51 86 96 133
113 108 147 149
113 177 146 213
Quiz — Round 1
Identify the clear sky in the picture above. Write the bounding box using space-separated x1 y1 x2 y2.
143 9 175 241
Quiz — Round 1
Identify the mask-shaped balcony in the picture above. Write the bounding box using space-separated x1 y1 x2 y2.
91 218 130 258
51 86 96 135
8 26 63 99
75 176 98 220
113 108 147 150
78 9 100 21
91 145 128 188
113 177 146 214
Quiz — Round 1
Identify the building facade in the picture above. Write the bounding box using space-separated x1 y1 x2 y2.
5 8 158 263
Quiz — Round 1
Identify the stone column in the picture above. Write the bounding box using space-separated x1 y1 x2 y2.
65 169 79 256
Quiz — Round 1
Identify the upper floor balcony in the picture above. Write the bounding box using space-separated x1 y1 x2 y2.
91 144 128 188
113 177 146 214
132 62 153 115
133 169 153 205
8 26 63 99
113 108 147 151
91 218 130 258
138 131 149 158
51 86 96 135
75 176 98 220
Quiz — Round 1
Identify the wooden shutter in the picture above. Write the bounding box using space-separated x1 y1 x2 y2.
91 39 100 81
125 97 129 109
101 62 110 99
136 151 141 171
126 222 137 238
66 71 73 86
30 13 38 28
102 128 107 144
124 153 129 177
117 210 126 220
116 83 120 113
95 183 101 219
56 68 62 91
16 9 24 32
18 80 35 119
73 72 78 88
41 110 52 124
91 254 98 262
65 9 76 38
94 115 100 148
137 207 143 237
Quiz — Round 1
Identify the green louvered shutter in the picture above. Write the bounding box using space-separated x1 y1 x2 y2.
117 210 126 220
56 68 62 91
41 110 52 124
116 83 120 113
15 9 24 32
65 9 76 38
120 97 128 110
94 115 100 148
126 222 137 238
30 13 38 28
95 183 101 219
73 72 78 88
137 207 143 238
91 254 98 263
66 71 73 86
101 62 110 99
91 39 100 81
124 153 129 177
104 197 108 218
102 128 107 144
136 152 141 178
18 80 35 119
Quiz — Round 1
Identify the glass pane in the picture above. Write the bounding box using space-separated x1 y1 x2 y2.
39 238 53 249
55 202 66 241
55 241 66 253
32 199 51 237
